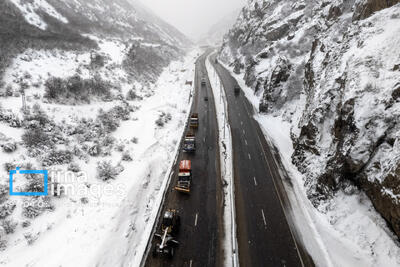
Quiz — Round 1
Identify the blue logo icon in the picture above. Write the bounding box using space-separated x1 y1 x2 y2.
9 167 48 196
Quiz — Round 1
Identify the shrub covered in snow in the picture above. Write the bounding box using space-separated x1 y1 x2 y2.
97 109 120 133
3 162 16 172
23 103 51 129
126 87 143 101
0 109 22 128
22 197 54 218
44 74 112 103
96 160 124 181
121 151 132 161
0 201 16 219
88 144 101 156
155 112 172 127
23 232 38 245
2 219 17 234
68 162 81 172
24 173 45 193
22 128 51 148
22 220 31 228
42 149 73 166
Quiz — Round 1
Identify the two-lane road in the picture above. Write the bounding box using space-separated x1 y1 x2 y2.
144 51 223 267
210 54 314 267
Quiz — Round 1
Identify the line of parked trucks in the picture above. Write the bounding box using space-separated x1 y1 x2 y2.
151 74 242 260
152 112 199 259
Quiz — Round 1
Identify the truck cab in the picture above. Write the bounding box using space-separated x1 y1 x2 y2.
183 133 196 153
175 160 192 193
189 113 199 128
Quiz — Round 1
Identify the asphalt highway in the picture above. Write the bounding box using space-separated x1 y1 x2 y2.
210 54 314 267
144 51 223 267
143 51 314 267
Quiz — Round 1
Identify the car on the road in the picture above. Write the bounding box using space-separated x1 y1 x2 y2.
204 96 208 101
234 85 240 96
201 78 206 86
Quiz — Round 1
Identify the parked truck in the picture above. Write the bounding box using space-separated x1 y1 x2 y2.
174 160 192 193
183 133 196 153
152 209 181 258
189 113 199 128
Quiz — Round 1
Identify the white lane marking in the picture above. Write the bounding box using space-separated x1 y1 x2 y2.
242 129 245 135
253 177 258 186
190 259 193 267
203 137 206 143
238 112 240 117
253 122 305 266
194 213 198 226
248 153 251 160
245 139 248 146
241 121 243 125
261 209 267 228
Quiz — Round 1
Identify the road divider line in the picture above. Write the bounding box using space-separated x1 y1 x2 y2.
248 153 251 160
206 54 239 267
261 209 267 228
190 259 193 267
253 177 258 186
245 139 248 146
195 213 198 226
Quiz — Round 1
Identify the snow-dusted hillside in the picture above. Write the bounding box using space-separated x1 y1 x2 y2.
0 0 190 81
0 0 195 266
219 0 400 266
198 8 241 46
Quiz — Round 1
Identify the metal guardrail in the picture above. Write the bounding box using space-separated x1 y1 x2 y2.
139 79 196 267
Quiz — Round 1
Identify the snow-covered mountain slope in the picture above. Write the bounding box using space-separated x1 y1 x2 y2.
219 0 400 265
198 8 241 46
0 0 195 266
0 0 190 81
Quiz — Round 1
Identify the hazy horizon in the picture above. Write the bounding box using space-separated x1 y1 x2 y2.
138 0 245 40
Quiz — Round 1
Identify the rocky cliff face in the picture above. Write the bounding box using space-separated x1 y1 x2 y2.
220 0 400 238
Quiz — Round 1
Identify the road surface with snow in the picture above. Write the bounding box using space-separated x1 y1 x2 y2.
143 51 224 267
210 54 314 267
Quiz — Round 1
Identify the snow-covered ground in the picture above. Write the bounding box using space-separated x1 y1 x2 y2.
222 61 400 267
205 55 238 267
9 0 68 30
0 46 199 266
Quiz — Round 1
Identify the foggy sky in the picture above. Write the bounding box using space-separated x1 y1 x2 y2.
138 0 245 40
